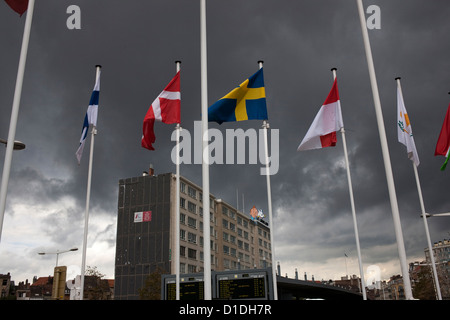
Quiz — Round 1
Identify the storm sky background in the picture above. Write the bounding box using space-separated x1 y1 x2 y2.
1 0 449 286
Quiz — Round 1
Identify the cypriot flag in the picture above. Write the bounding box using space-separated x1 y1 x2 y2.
397 85 419 167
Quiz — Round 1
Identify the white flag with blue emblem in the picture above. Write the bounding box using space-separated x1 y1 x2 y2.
76 70 100 164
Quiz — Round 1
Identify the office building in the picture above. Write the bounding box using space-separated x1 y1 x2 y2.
114 167 272 300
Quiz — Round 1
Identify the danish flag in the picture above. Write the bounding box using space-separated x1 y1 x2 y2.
142 71 180 150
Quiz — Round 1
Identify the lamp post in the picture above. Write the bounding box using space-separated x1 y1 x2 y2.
0 138 25 150
0 138 25 244
38 248 78 266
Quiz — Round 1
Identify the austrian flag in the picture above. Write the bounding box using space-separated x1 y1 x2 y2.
297 78 344 151
142 71 181 150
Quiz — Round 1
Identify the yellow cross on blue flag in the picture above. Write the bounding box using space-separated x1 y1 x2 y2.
208 68 268 124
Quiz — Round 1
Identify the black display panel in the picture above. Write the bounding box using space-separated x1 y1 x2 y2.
217 273 267 300
165 278 204 300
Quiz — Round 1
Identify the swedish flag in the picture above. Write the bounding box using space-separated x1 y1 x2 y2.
208 68 268 124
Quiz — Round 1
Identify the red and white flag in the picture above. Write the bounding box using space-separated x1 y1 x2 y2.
4 0 28 16
297 78 344 151
142 71 180 150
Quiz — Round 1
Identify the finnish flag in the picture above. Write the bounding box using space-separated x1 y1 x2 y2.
76 70 100 164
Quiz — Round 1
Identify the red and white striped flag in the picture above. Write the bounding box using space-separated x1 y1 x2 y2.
142 71 180 150
297 78 344 151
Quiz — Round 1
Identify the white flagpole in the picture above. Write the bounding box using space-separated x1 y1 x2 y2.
174 60 181 300
332 68 367 300
0 0 35 243
396 77 442 300
412 162 442 300
356 0 413 299
80 65 101 300
259 61 278 300
200 0 212 300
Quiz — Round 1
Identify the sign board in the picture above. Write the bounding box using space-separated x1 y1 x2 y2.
134 211 152 223
52 266 67 300
162 274 204 300
161 268 273 300
216 271 268 300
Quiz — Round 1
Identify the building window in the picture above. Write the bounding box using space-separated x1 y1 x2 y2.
188 232 197 244
188 217 197 229
180 197 186 208
188 186 197 199
188 248 197 259
188 201 196 214
188 264 196 273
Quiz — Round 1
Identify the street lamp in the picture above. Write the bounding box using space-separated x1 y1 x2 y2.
38 248 78 266
0 138 25 150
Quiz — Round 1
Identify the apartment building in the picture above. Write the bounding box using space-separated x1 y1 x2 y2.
114 167 272 300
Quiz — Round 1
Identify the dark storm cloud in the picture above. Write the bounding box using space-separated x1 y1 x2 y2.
0 0 449 282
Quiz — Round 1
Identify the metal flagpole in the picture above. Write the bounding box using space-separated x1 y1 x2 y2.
395 77 442 300
200 0 212 300
175 60 181 300
356 0 413 299
332 68 367 300
0 0 36 243
259 61 278 300
412 161 442 300
80 65 101 300
425 212 450 217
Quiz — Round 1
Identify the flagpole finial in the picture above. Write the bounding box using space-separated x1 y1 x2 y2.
258 60 264 64
175 60 181 64
395 77 401 81
95 65 102 69
331 67 337 72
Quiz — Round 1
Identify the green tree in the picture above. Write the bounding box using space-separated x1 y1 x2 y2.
413 266 436 300
139 268 164 300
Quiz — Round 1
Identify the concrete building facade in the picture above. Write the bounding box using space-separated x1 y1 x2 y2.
114 168 272 300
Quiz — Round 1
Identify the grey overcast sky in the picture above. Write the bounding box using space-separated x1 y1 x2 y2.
0 0 449 286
